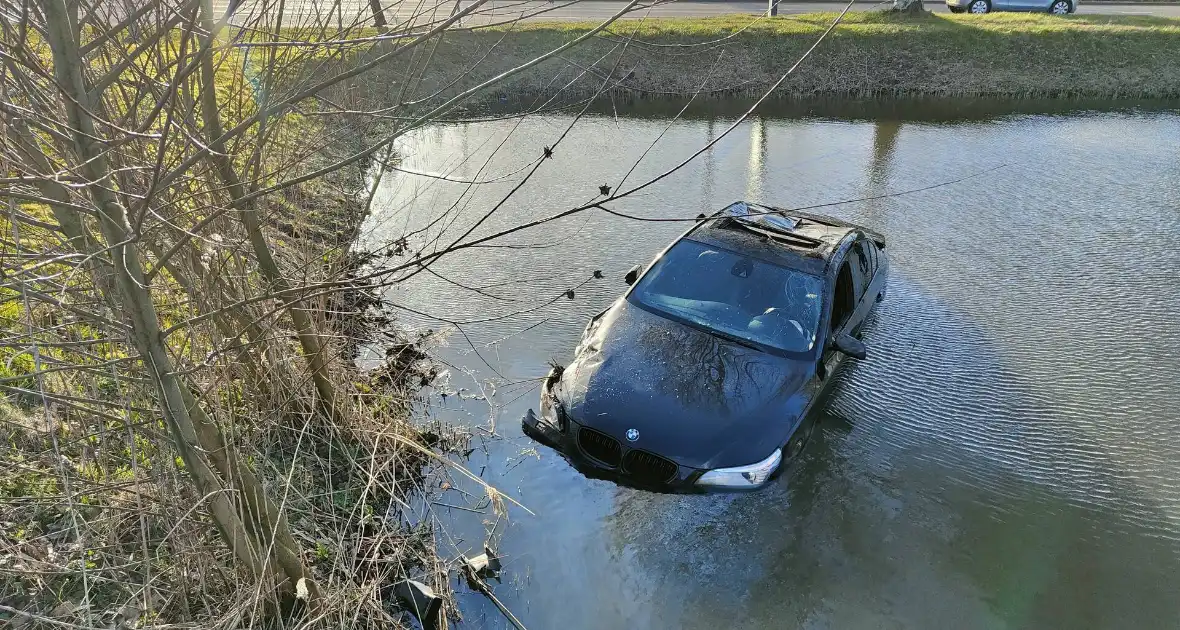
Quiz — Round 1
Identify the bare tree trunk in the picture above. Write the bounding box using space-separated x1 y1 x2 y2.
40 0 314 606
196 0 345 422
893 0 927 13
369 0 389 30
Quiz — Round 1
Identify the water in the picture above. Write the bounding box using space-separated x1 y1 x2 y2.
360 102 1180 629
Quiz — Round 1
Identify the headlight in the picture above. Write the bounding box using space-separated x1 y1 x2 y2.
695 449 782 490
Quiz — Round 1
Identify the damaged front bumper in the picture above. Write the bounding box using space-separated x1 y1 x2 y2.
524 407 785 494
520 365 784 493
521 407 565 453
522 408 707 493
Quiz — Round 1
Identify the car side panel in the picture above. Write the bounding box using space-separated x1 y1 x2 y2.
1006 0 1045 11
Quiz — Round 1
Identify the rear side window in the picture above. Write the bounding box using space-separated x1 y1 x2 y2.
856 240 877 279
845 246 868 300
831 261 855 332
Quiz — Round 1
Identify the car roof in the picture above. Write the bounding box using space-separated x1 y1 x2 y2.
684 201 877 276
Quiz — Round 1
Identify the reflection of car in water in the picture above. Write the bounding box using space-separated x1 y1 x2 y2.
522 201 889 493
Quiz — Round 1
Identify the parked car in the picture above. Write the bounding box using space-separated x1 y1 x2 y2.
947 0 1077 13
522 201 888 493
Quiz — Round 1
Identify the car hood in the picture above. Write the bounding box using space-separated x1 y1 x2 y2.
559 300 815 470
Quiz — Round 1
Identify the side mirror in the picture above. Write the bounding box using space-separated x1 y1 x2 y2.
623 265 641 286
834 332 866 360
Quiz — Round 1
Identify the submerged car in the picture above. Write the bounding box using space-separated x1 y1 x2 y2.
522 201 888 493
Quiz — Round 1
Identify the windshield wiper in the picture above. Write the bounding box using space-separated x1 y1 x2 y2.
713 331 763 352
728 217 823 247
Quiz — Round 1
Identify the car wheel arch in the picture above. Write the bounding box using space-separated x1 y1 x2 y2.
783 416 817 461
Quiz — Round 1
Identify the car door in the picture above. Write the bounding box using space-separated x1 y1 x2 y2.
818 255 856 380
1005 0 1045 10
844 240 872 334
818 237 884 380
845 238 884 336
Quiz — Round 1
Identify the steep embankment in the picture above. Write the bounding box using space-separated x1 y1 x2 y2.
413 13 1180 104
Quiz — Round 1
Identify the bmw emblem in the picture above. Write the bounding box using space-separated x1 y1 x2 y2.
625 428 639 442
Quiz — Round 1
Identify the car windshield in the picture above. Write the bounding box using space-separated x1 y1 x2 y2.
628 239 823 354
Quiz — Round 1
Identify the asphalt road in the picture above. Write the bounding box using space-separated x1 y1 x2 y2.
212 0 1180 25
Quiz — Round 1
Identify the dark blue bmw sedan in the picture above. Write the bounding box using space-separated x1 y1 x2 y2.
523 201 888 493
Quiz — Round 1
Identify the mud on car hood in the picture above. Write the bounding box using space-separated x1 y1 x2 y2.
556 299 814 471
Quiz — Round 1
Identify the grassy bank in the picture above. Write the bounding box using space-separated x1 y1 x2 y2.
0 27 455 630
407 13 1180 105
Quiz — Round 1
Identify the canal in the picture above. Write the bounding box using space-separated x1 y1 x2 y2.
360 102 1180 629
